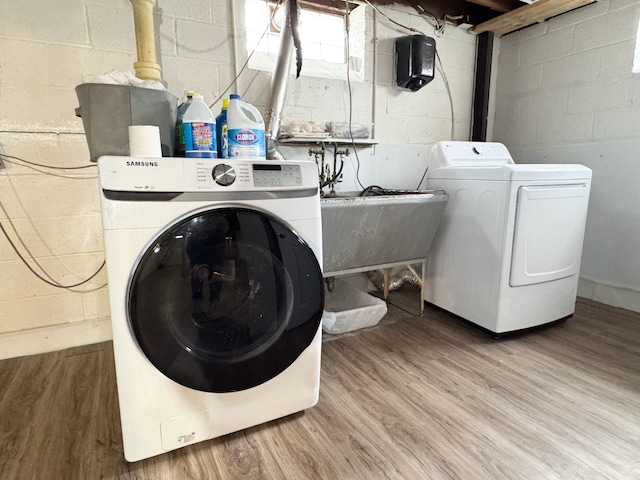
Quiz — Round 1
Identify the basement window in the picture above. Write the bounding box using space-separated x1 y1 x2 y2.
244 0 366 81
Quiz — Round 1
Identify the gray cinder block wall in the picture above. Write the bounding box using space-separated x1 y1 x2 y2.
492 0 640 312
0 0 476 357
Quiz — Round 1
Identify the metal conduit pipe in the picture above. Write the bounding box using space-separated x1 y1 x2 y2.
264 0 298 160
371 8 377 139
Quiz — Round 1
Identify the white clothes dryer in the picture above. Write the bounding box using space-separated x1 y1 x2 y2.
98 156 324 461
424 141 592 335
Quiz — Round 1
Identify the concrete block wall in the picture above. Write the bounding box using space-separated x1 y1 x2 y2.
492 0 640 312
0 0 477 358
281 4 477 192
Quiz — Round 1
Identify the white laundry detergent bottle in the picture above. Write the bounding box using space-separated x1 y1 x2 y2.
182 94 217 158
227 94 265 159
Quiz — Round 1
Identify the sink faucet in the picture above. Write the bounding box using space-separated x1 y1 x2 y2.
309 146 347 197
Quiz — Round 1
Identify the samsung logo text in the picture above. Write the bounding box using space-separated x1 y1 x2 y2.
126 161 159 167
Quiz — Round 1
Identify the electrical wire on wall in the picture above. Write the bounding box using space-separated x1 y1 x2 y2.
344 0 365 191
362 0 455 140
156 0 283 108
0 2 289 294
0 153 106 291
0 154 97 179
1 1 286 292
361 0 457 189
0 222 105 289
407 1 465 38
209 0 284 108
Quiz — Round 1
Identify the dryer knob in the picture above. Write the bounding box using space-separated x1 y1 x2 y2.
212 164 236 186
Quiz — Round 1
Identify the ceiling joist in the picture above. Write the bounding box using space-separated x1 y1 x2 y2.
298 0 598 37
472 0 597 36
463 0 523 13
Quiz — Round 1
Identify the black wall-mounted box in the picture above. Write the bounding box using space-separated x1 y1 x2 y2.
394 35 436 92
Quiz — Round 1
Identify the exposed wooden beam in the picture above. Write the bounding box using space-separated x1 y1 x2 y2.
472 32 494 142
370 0 506 26
471 0 596 37
297 0 357 15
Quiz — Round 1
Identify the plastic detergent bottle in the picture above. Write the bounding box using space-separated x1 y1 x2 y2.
175 91 196 157
227 94 265 159
183 94 217 158
216 98 229 159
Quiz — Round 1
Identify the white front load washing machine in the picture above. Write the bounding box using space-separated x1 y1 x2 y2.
98 156 324 461
424 141 592 335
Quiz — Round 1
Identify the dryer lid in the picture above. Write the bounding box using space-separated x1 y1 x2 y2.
427 163 592 181
427 141 592 181
428 141 514 172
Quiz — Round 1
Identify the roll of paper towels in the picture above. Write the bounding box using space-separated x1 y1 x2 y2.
128 125 162 157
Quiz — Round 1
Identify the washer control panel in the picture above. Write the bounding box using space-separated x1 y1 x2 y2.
97 156 315 192
212 163 236 186
252 164 302 187
188 161 251 190
183 159 305 191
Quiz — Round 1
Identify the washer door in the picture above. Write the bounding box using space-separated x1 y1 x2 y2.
128 207 324 393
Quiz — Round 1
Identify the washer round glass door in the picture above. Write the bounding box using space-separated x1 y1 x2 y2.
128 207 324 392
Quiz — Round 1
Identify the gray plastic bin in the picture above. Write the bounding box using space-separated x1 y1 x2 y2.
75 83 178 161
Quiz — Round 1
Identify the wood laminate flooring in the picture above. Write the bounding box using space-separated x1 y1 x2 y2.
1 289 639 479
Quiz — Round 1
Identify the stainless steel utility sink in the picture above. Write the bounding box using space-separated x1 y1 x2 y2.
320 190 448 277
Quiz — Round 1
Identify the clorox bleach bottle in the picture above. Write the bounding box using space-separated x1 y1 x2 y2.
183 94 217 158
227 94 265 159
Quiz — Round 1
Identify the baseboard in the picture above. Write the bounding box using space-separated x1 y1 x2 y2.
578 278 640 314
0 317 113 360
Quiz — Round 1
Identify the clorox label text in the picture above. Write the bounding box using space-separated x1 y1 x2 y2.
234 129 258 145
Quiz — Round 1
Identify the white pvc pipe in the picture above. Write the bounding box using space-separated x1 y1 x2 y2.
130 0 161 81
